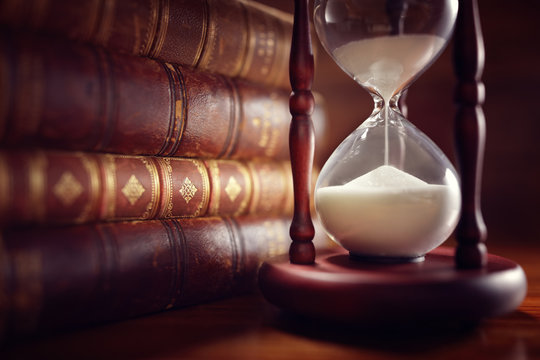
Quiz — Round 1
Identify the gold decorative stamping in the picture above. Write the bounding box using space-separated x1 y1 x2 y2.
192 160 210 217
0 154 9 217
265 220 287 258
148 0 170 58
121 174 146 206
102 155 117 219
53 171 84 207
196 0 218 69
77 154 101 223
29 152 46 222
179 177 197 203
192 0 210 68
156 157 174 218
225 176 242 202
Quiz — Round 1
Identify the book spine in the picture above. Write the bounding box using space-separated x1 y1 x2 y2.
0 0 292 88
0 32 322 161
0 216 293 337
0 150 294 226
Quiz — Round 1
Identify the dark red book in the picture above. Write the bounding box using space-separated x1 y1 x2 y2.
0 216 331 339
0 31 327 160
0 149 315 227
0 0 294 88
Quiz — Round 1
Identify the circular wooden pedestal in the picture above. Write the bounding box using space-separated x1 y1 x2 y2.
259 246 527 325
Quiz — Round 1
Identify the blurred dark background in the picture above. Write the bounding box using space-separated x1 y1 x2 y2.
254 0 540 244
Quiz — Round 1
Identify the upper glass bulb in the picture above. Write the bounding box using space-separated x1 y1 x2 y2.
313 0 461 262
314 0 458 100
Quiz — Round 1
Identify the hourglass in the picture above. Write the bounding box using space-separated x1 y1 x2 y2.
313 0 460 262
259 0 526 324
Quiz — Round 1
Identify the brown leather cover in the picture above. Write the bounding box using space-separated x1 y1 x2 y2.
0 0 292 88
0 149 298 226
0 216 295 338
0 31 326 160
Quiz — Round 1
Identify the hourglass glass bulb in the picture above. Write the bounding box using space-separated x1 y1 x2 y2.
315 0 458 102
313 0 460 261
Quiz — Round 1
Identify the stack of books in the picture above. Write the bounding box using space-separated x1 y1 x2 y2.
0 0 329 340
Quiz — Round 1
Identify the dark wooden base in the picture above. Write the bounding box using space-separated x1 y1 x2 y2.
259 246 527 325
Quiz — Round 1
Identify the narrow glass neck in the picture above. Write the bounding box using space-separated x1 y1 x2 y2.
371 92 402 112
369 92 404 122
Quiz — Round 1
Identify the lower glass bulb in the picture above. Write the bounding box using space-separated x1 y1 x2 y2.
315 104 461 261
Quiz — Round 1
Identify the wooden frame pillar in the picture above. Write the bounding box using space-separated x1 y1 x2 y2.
288 0 316 264
453 0 488 269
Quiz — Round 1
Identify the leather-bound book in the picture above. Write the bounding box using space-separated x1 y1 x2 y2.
0 0 292 88
0 32 327 160
0 216 330 339
0 149 305 227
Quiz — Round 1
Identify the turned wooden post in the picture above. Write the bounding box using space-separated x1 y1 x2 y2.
453 0 487 268
288 0 316 264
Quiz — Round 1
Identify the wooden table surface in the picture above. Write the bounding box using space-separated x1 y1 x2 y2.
2 241 539 360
